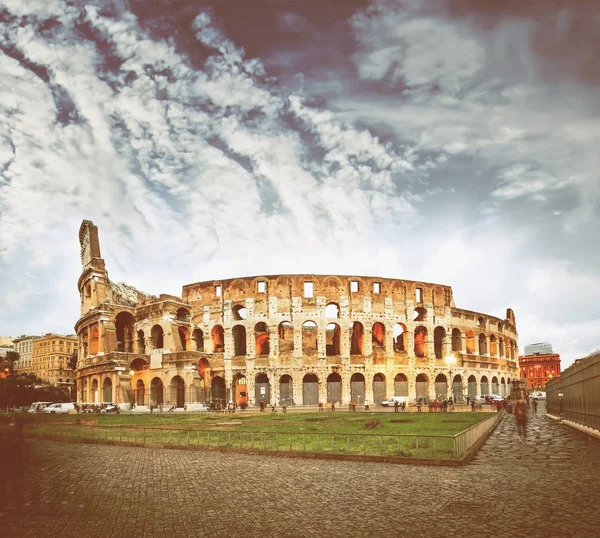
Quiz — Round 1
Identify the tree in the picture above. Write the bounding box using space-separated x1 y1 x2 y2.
68 349 78 372
5 350 19 373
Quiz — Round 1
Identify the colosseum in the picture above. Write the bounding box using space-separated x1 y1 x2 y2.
75 220 520 409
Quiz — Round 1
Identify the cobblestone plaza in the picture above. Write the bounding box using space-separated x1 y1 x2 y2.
2 407 599 537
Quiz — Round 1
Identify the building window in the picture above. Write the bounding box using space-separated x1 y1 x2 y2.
373 282 381 294
215 285 222 297
350 280 359 293
416 288 423 303
303 282 314 298
257 281 266 293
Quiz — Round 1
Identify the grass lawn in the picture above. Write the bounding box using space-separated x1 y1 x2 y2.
24 412 490 459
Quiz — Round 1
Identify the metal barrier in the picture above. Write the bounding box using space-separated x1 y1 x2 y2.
22 413 504 461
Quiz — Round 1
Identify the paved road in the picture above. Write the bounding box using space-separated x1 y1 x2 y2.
1 405 599 538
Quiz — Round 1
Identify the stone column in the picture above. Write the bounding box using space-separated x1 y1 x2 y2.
246 325 254 358
224 328 234 358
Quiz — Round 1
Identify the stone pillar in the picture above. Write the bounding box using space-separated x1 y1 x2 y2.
224 358 232 401
271 371 278 405
365 371 374 406
293 326 303 359
224 328 234 358
246 326 254 358
269 325 278 359
341 323 350 359
247 364 255 407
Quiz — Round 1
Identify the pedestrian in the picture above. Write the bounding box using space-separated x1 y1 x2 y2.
466 396 470 405
364 400 369 411
514 396 528 441
416 399 422 413
471 399 476 412
331 401 335 412
260 400 265 413
533 399 538 414
394 400 399 413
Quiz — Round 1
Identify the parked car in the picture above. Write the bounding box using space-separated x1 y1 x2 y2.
488 394 504 402
43 402 76 414
28 402 54 414
380 396 408 407
100 403 119 413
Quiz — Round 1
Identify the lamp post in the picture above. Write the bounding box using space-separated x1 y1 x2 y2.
445 355 456 403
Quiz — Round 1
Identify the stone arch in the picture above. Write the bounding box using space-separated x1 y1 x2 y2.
102 377 112 403
500 377 507 397
415 373 429 402
350 322 364 355
435 373 448 399
192 328 204 352
414 326 427 358
350 372 365 404
91 378 99 403
467 375 477 400
211 376 226 403
211 325 224 352
115 311 134 352
327 372 342 403
233 325 247 356
491 376 499 395
137 329 146 354
433 326 446 359
150 377 164 406
254 322 270 356
394 373 408 397
233 374 248 406
302 373 319 405
479 333 487 355
178 326 190 351
372 322 385 350
452 374 463 403
279 374 293 406
451 328 461 352
480 375 489 396
498 338 504 357
393 323 407 352
372 373 386 404
232 304 247 320
278 321 294 352
466 330 475 354
176 308 191 322
498 322 503 332
325 303 340 319
302 321 318 355
477 316 486 329
151 325 164 349
413 307 427 322
326 323 341 356
135 379 145 406
255 373 270 405
130 357 148 372
90 325 99 354
489 335 497 356
170 376 185 407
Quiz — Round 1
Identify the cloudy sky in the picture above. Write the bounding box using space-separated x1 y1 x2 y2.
1 0 599 369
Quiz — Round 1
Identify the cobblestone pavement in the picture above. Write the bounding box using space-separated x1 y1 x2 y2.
1 404 599 538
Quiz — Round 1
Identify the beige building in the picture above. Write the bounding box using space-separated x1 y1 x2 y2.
12 335 38 373
75 220 520 408
32 333 78 386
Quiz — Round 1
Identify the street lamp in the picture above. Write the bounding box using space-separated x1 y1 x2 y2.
445 355 456 403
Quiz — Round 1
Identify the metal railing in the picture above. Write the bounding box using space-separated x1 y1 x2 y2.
18 413 504 461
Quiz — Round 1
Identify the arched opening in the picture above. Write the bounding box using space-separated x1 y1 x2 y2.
254 322 270 356
232 304 247 320
435 374 448 400
350 372 365 404
414 326 427 358
151 325 164 350
433 326 446 359
233 375 248 407
255 373 270 405
192 329 204 352
372 322 385 350
500 377 506 397
465 330 475 354
451 329 461 352
498 322 503 332
480 376 489 396
211 376 226 404
302 373 319 405
130 357 148 372
324 303 340 318
350 322 364 355
468 375 477 401
499 338 504 358
394 373 408 397
490 335 497 357
115 312 134 352
136 330 146 354
327 372 342 403
479 333 487 356
176 308 190 322
415 374 429 403
413 307 427 322
279 374 293 406
491 376 499 395
178 327 190 351
372 373 386 404
278 321 294 352
232 325 247 356
102 377 112 403
90 326 99 354
477 316 485 328
80 379 88 403
302 321 318 356
135 379 145 406
211 325 224 353
91 379 99 403
170 376 185 408
452 375 463 403
393 323 406 352
150 377 164 406
325 323 341 356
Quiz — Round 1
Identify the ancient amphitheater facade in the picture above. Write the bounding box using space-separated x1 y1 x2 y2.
75 220 519 409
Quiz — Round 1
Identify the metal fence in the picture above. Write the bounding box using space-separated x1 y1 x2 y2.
549 352 600 431
18 412 503 461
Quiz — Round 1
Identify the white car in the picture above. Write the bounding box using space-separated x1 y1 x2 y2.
43 402 75 414
28 402 54 414
380 396 408 407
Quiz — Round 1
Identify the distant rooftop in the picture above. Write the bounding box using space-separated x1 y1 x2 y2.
524 342 554 355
